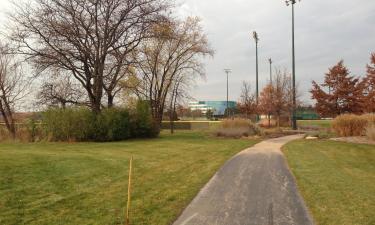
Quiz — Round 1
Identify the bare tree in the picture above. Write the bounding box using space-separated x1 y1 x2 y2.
10 0 168 112
237 81 257 119
0 44 29 138
135 17 213 126
168 73 193 134
270 69 300 127
37 70 85 108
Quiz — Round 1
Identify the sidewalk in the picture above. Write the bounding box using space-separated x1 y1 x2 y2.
173 135 314 225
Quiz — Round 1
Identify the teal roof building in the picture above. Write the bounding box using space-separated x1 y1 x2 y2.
189 101 237 116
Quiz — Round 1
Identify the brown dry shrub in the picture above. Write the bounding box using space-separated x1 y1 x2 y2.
332 114 374 137
362 113 375 124
216 119 262 138
365 124 375 141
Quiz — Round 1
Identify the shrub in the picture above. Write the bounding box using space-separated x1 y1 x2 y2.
25 117 44 142
362 113 375 124
216 119 262 138
34 104 158 142
131 101 158 138
43 107 132 142
93 108 131 141
365 124 375 141
43 107 94 141
332 114 372 137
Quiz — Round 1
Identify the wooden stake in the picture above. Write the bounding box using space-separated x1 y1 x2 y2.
126 156 133 225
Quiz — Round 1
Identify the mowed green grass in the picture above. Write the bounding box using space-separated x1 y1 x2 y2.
297 120 332 128
283 140 375 225
0 131 257 225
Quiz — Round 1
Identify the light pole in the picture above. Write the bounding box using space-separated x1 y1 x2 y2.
253 31 259 105
286 0 300 130
253 31 259 121
224 69 231 118
268 58 273 84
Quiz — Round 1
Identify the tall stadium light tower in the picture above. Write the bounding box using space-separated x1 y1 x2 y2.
286 0 300 130
253 31 259 122
253 31 259 105
268 58 273 84
224 69 232 118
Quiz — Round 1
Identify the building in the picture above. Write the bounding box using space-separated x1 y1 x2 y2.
188 101 237 116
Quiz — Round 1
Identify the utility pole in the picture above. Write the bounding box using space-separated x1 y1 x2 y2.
224 69 231 118
253 31 259 122
286 0 300 130
268 58 273 84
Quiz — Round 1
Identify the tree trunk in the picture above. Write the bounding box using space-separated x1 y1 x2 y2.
268 113 271 128
108 95 114 108
0 101 16 139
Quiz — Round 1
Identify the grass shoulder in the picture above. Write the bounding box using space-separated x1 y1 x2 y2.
0 131 258 225
283 139 375 225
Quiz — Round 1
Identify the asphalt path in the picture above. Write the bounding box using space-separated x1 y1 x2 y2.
173 135 314 225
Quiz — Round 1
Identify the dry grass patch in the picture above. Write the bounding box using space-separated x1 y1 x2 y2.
366 124 375 141
215 119 262 138
332 114 375 137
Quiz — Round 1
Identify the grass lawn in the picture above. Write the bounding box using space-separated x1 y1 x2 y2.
0 131 258 225
283 140 375 225
297 120 332 129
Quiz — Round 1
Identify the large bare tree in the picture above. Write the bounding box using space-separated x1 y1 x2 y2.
135 17 213 125
0 44 29 138
10 0 168 112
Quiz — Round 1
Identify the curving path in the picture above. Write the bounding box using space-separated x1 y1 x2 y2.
173 135 314 225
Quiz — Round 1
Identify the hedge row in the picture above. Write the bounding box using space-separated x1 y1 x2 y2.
42 101 158 142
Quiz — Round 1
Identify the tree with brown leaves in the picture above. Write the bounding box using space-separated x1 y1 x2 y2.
311 61 364 117
257 84 274 127
361 53 375 113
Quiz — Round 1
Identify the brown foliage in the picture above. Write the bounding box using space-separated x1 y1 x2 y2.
332 114 368 137
311 61 364 117
216 119 261 138
258 69 296 127
361 53 375 113
365 124 375 141
237 81 257 118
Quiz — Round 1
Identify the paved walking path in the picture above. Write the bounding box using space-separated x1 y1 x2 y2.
173 135 314 225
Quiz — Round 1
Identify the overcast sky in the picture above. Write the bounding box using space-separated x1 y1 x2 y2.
177 0 375 103
1 0 375 104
